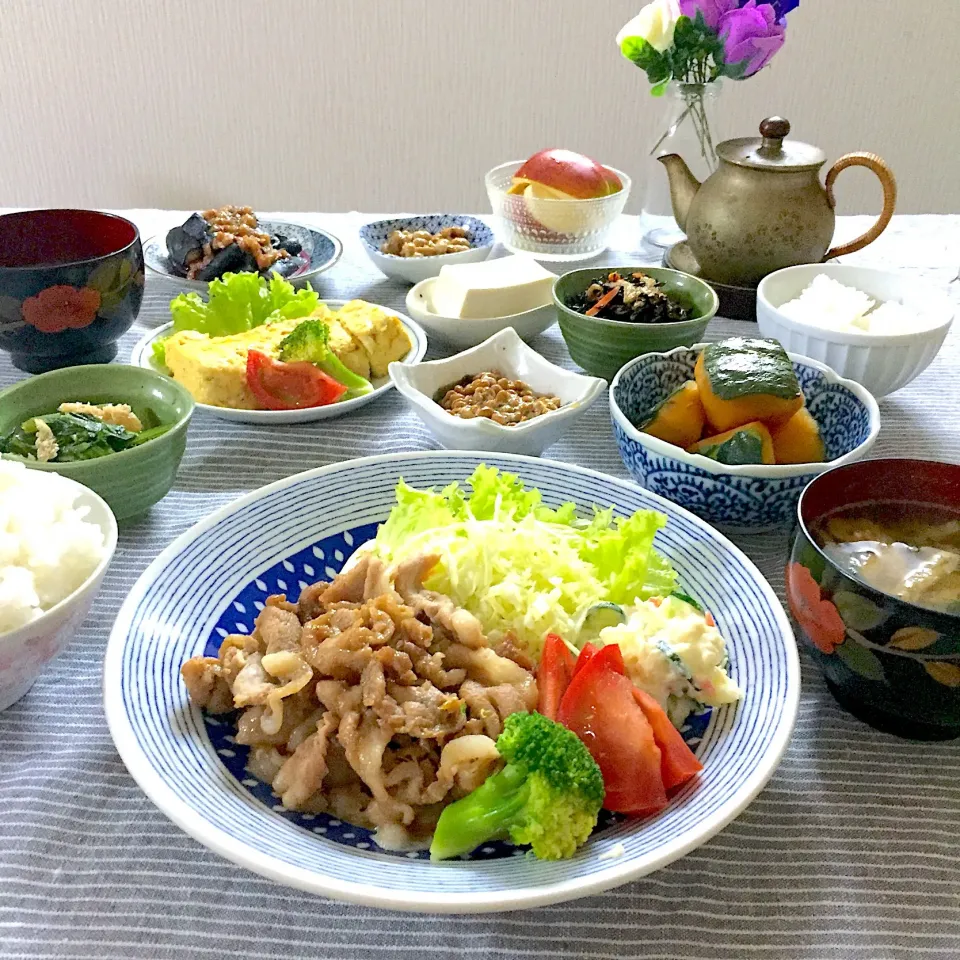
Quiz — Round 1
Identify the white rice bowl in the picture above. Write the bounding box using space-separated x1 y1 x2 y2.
0 460 107 635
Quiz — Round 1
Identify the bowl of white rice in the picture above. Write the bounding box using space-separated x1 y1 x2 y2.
757 264 954 397
0 459 117 710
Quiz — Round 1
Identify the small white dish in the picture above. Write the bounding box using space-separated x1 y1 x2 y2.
359 215 495 284
757 264 954 398
405 277 556 347
0 479 117 711
130 303 428 425
389 327 604 455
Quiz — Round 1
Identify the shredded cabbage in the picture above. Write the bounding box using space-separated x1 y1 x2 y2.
372 466 677 656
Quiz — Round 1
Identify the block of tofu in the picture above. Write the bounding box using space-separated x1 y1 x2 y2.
430 256 556 319
334 300 413 378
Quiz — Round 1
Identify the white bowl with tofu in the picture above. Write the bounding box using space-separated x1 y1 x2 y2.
404 255 558 348
131 301 428 424
389 326 605 456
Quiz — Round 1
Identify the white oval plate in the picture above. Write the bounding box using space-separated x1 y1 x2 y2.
130 304 428 424
104 450 800 913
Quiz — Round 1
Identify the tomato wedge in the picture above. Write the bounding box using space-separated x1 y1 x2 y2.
246 350 347 411
558 644 667 816
572 642 600 676
537 633 576 721
631 687 703 791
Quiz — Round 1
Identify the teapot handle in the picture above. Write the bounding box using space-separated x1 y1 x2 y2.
823 152 897 260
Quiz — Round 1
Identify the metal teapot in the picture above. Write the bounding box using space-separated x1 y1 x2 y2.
659 117 897 286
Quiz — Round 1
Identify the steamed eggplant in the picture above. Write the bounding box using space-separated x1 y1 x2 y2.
164 207 307 281
194 243 256 281
165 214 209 272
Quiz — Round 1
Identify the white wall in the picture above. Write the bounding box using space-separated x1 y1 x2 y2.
1 0 958 214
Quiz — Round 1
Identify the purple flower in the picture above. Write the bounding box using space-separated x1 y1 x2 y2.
719 1 785 76
678 0 739 31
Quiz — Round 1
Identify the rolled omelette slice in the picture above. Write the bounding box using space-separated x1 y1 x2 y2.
334 300 412 378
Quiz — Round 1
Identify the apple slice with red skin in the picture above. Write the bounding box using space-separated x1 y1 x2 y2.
513 149 622 200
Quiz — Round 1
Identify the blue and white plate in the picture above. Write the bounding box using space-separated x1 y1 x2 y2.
130 303 427 425
360 215 495 284
103 451 800 912
144 219 343 291
610 346 880 534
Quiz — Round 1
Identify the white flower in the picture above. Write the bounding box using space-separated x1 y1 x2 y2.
617 0 682 54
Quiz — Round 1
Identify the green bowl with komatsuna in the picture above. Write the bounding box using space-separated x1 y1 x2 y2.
553 267 719 381
0 364 194 520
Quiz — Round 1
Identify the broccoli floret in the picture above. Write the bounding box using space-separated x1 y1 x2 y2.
429 712 604 861
277 318 329 362
277 320 373 396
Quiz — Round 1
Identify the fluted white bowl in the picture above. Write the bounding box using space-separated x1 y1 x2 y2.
389 327 604 455
756 264 954 398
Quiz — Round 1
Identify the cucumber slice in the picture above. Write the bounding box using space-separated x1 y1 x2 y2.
670 590 703 612
578 602 627 643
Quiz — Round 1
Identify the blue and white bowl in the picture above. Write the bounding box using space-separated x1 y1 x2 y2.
104 451 800 912
360 215 495 284
610 346 880 534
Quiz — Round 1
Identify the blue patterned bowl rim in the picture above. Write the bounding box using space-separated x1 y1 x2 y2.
102 450 800 912
359 215 495 258
610 344 881 478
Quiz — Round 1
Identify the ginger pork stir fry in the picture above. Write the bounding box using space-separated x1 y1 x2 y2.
181 553 538 849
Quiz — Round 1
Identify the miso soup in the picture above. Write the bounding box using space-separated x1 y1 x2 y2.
812 500 960 615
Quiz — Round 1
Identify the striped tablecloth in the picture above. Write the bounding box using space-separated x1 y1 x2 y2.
2 212 959 960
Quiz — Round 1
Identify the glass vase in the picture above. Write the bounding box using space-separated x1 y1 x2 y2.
640 80 723 252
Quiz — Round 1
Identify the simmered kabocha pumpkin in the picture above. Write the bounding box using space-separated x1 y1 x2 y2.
639 381 705 449
770 407 826 464
688 421 776 466
694 338 803 433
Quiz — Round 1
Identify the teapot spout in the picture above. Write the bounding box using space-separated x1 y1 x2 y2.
657 154 701 232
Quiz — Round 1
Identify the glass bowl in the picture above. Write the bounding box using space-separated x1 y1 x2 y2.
485 161 631 261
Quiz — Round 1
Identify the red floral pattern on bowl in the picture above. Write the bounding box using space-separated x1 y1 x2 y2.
21 285 101 334
785 562 846 654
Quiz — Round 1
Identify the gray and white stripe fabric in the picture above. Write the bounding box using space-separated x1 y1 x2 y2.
1 211 959 960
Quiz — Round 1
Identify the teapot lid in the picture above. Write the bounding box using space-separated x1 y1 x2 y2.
717 117 826 171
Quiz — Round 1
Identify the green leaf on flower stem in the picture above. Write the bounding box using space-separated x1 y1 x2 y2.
833 591 887 632
621 35 656 68
835 639 886 682
722 58 749 81
651 79 670 96
673 15 696 42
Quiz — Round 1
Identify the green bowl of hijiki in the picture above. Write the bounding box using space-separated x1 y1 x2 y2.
0 364 194 520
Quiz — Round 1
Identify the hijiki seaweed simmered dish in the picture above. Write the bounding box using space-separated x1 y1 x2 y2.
181 468 740 859
568 271 694 324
